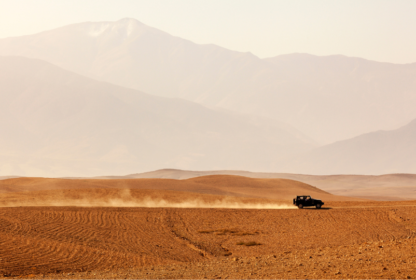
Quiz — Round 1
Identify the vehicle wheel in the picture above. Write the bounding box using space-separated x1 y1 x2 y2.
316 204 322 209
298 204 303 209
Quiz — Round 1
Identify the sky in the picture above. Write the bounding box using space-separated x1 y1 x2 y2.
0 0 415 63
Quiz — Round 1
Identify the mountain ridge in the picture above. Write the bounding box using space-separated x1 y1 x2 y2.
1 18 416 144
0 55 314 177
282 117 416 175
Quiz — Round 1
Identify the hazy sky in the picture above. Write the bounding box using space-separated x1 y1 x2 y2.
1 0 415 63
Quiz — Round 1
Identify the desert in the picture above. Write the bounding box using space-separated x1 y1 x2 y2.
1 2 416 279
1 175 416 279
100 168 416 201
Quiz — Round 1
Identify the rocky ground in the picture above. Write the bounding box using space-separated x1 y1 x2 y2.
18 238 416 279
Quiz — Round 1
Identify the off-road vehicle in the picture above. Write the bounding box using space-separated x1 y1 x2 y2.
293 195 324 209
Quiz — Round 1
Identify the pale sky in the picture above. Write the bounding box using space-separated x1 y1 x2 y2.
0 0 415 63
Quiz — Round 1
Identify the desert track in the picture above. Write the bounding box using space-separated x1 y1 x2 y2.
1 203 416 278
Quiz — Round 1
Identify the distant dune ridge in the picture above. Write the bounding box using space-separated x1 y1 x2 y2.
4 168 416 200
94 169 416 201
0 18 416 177
0 175 361 209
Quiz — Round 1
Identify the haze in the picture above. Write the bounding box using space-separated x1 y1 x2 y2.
0 1 415 177
1 0 416 64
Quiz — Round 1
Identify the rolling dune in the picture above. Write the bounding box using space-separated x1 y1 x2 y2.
115 169 416 201
0 175 359 202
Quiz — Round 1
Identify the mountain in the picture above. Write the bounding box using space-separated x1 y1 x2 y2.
282 118 416 175
1 18 416 144
0 56 314 177
264 54 416 143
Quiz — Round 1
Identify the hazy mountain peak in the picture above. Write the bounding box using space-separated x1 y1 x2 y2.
116 17 143 25
1 20 416 146
87 18 147 38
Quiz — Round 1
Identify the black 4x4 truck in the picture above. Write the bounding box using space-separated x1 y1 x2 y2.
293 195 324 209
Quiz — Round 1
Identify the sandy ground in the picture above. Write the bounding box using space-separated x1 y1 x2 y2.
1 176 414 279
37 238 416 279
1 201 416 278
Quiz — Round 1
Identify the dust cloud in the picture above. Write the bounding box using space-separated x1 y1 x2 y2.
0 189 296 209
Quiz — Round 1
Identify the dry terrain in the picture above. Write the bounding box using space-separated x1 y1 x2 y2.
112 169 416 201
1 176 415 279
7 170 416 201
0 175 353 202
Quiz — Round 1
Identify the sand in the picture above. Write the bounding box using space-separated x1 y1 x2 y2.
0 175 361 202
2 175 414 279
108 169 416 201
1 202 416 278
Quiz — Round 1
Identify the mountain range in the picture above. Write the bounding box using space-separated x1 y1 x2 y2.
0 56 313 177
0 18 415 176
283 118 416 174
1 18 416 144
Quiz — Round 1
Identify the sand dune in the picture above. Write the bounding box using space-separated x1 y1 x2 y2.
0 175 357 203
107 169 416 201
6 169 416 201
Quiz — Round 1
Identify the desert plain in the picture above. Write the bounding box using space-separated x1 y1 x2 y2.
1 175 416 279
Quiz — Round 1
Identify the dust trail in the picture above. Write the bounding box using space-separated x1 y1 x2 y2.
0 198 296 209
0 189 296 209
